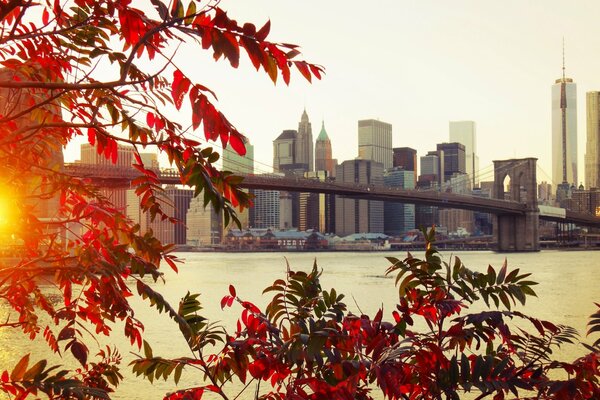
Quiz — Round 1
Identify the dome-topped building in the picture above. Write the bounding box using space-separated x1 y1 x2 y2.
315 120 336 177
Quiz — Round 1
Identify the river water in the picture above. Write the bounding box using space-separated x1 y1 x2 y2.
1 249 599 399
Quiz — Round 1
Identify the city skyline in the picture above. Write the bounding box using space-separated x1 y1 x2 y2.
63 1 600 188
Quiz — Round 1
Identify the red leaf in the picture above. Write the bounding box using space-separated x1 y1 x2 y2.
42 8 49 25
183 147 193 161
309 64 323 80
111 139 118 164
294 61 312 82
242 23 256 36
205 385 219 392
165 257 178 272
229 133 246 156
63 282 72 306
191 98 202 130
1 370 8 383
171 70 191 110
229 284 236 297
221 32 240 68
70 341 88 366
241 301 260 314
146 112 155 128
133 151 143 166
155 117 165 131
87 128 96 146
240 37 262 71
220 295 230 309
256 20 270 41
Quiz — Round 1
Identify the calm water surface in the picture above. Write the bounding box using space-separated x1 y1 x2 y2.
1 250 599 399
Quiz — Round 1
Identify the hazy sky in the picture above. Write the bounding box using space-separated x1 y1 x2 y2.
66 1 600 186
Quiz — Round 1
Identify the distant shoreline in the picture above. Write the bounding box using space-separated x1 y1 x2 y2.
174 244 600 253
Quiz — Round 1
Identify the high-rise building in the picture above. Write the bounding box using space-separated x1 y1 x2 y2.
585 91 600 189
358 119 392 170
392 147 417 186
80 143 135 212
439 173 474 235
127 188 174 244
164 186 193 245
449 121 479 187
416 152 442 229
538 181 553 205
80 143 133 167
551 48 577 191
471 186 493 235
420 151 441 182
186 196 223 246
563 187 600 216
273 111 315 229
223 137 254 229
304 171 335 233
335 159 384 235
273 110 315 173
315 121 336 176
273 129 298 172
223 137 254 174
383 167 415 236
297 109 314 172
436 142 466 183
250 174 281 229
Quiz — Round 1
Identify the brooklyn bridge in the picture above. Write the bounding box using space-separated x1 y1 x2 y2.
64 157 600 252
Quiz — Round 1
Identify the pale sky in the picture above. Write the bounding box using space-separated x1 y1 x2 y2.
65 0 600 186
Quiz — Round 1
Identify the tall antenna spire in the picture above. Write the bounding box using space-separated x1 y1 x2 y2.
562 37 566 81
560 37 568 183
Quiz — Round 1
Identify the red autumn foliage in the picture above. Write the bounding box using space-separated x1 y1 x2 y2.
135 233 598 400
0 0 598 399
0 0 321 398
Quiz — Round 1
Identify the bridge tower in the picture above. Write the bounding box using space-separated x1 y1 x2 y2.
493 158 539 252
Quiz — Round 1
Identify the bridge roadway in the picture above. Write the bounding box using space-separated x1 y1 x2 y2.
63 163 600 227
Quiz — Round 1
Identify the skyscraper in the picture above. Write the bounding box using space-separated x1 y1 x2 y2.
436 142 466 183
392 147 417 186
384 167 415 236
273 129 302 229
358 119 392 169
164 186 193 245
315 121 336 176
127 188 174 244
449 121 479 187
416 152 442 229
551 47 577 191
251 182 281 229
585 91 600 189
223 137 254 229
186 196 223 246
272 110 315 229
223 136 254 174
335 159 384 235
273 110 315 173
80 143 134 212
297 109 314 171
273 129 298 172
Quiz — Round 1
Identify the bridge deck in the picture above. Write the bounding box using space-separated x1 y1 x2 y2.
63 163 600 227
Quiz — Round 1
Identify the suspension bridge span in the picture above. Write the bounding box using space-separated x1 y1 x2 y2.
64 158 600 252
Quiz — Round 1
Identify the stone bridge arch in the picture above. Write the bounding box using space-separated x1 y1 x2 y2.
493 158 539 251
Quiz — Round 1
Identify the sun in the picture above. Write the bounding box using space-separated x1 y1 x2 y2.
0 184 20 240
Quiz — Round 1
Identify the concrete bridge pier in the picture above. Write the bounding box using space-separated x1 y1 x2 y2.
493 158 540 252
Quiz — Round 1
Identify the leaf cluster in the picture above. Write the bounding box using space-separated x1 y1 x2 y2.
130 231 600 400
0 0 322 398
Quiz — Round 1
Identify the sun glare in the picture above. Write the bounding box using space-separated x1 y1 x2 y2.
0 184 19 242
